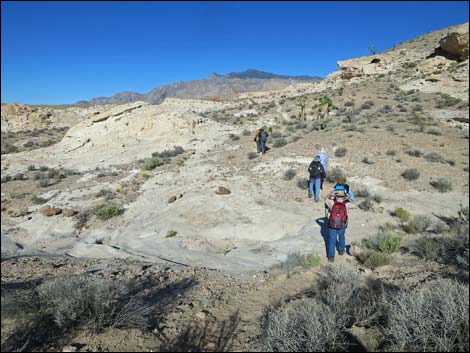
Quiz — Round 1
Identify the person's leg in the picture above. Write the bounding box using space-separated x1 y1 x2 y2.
256 140 261 153
308 178 314 198
261 140 266 154
314 178 321 202
336 227 346 254
328 228 337 260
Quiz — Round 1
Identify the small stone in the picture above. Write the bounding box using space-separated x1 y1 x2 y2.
62 346 77 353
8 207 28 217
39 205 63 217
195 310 208 320
63 209 77 217
215 186 231 195
168 196 177 204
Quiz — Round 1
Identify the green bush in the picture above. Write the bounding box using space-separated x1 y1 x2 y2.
430 178 452 192
141 157 163 171
405 148 423 157
424 152 446 163
296 177 309 190
384 280 469 352
401 168 420 181
96 204 123 221
165 230 177 238
392 208 411 222
355 187 371 198
362 228 402 254
31 195 48 205
358 198 373 211
335 148 347 157
247 152 258 160
405 215 431 234
326 167 346 183
411 236 444 261
283 169 296 181
361 251 392 269
273 138 288 148
296 252 322 269
427 127 442 136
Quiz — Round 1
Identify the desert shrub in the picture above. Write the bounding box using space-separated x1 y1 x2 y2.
413 215 432 233
74 208 93 230
392 208 411 222
2 275 150 333
229 133 240 141
31 195 48 205
362 157 375 164
296 252 322 269
427 127 442 136
386 150 397 156
361 228 402 254
345 124 357 132
27 165 37 171
411 236 445 261
242 129 251 136
360 101 374 110
12 173 27 181
372 194 383 203
283 169 296 181
165 230 177 238
38 178 50 188
296 177 309 190
384 280 469 352
379 104 392 114
96 204 123 221
334 147 347 157
430 178 452 192
1 175 12 183
271 131 282 138
355 187 370 198
316 264 383 326
152 146 184 159
405 148 423 157
326 167 346 183
247 152 258 159
96 189 115 200
361 251 392 269
358 198 373 211
401 168 420 181
259 298 346 352
412 104 423 112
424 152 446 163
141 157 163 171
273 138 288 148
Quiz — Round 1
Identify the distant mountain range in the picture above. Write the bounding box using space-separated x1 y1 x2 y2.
74 69 322 106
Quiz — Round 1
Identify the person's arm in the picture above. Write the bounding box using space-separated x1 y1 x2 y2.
347 189 355 203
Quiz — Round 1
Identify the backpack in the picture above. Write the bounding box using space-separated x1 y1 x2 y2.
309 161 323 178
328 198 348 229
254 130 261 142
260 130 268 141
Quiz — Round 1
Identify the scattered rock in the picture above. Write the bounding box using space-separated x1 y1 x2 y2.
39 205 63 217
439 30 469 61
8 207 28 217
168 196 177 204
195 310 209 320
62 346 77 353
63 209 78 217
215 186 231 195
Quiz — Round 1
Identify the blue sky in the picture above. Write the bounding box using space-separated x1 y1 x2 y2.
1 1 468 105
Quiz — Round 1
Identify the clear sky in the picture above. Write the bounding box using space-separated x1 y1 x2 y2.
1 1 468 105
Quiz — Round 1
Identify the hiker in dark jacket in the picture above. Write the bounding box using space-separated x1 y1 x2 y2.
259 128 268 155
308 155 326 202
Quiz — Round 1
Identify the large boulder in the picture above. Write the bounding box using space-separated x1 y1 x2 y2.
439 29 469 61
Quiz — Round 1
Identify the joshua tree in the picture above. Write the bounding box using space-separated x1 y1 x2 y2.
297 97 307 121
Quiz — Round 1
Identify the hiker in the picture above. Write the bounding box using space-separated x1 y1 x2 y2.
316 148 329 174
324 190 353 263
327 175 356 204
308 155 326 201
253 129 261 153
259 128 269 155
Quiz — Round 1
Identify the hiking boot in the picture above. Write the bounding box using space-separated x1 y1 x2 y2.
308 193 313 198
338 250 345 256
328 257 335 263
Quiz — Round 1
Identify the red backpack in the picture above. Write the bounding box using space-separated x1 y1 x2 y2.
328 198 348 229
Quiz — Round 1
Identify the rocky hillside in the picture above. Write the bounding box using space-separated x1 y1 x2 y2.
74 69 322 106
1 21 469 353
